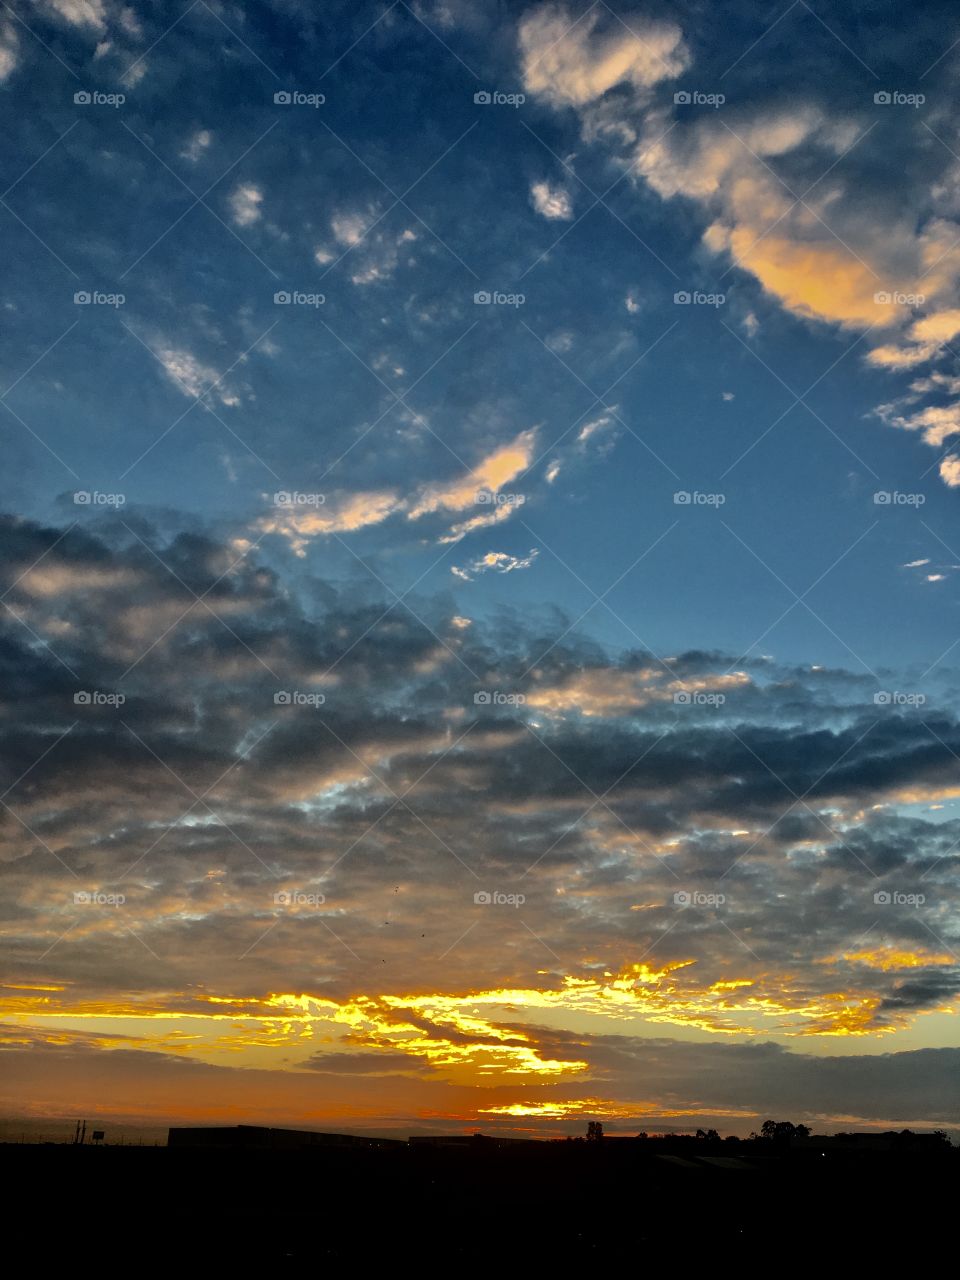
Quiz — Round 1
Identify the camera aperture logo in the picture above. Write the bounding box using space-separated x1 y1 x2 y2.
674 290 725 307
674 490 726 506
274 90 325 107
873 890 925 907
274 290 325 307
673 90 725 108
873 490 925 506
474 890 525 907
874 290 925 306
674 690 725 707
475 490 525 507
873 90 925 108
874 690 925 707
474 690 525 706
74 690 125 707
674 890 726 907
73 890 125 906
74 90 125 108
74 490 125 506
74 290 125 307
274 690 326 707
274 491 325 507
473 90 525 108
474 290 525 308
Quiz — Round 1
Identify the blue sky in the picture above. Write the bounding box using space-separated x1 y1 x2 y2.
1 1 959 1137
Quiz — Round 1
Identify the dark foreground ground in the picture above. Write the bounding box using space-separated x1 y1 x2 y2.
5 1139 956 1263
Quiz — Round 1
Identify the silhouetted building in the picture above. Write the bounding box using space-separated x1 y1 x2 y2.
167 1125 401 1149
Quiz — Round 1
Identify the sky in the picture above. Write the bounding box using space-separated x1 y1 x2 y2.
0 0 959 1141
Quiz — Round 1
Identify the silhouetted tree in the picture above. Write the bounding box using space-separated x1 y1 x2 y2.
586 1121 603 1142
759 1120 810 1142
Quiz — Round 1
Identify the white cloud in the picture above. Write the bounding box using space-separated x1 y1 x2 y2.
451 548 539 582
331 211 375 246
181 130 212 163
43 0 107 30
522 20 960 487
902 559 930 568
327 212 417 285
153 343 239 407
229 183 263 227
255 432 537 554
519 6 688 108
0 23 16 81
625 291 640 314
939 456 960 488
577 412 614 446
257 491 402 556
407 429 536 522
531 180 573 221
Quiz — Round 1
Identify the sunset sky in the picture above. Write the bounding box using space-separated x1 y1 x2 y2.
1 0 959 1140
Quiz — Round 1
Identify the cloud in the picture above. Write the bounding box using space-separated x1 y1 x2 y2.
520 22 960 484
531 180 574 221
1 510 959 1121
254 431 537 554
320 212 418 285
451 548 539 580
519 5 688 108
256 491 402 555
940 456 960 487
151 341 240 407
181 129 212 163
0 20 18 80
42 0 108 30
867 310 960 370
406 429 536 521
228 183 263 227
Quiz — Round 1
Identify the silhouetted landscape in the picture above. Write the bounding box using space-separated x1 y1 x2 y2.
6 1121 956 1262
